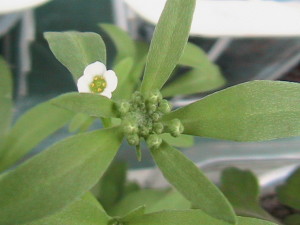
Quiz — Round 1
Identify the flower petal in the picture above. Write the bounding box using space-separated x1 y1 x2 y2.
101 90 112 99
84 61 106 77
77 76 91 93
104 70 118 92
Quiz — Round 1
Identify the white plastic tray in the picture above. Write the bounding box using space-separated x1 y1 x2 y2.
0 0 50 15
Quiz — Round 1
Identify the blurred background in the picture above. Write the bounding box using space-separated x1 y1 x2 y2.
1 0 300 185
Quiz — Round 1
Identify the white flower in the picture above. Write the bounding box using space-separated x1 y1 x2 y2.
77 61 118 98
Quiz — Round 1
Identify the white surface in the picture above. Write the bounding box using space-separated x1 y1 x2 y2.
0 0 50 15
124 0 300 37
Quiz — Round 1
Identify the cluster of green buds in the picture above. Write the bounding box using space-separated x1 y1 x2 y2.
117 90 184 151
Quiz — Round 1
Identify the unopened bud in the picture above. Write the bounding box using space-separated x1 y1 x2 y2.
127 133 140 146
132 91 143 103
164 119 184 137
147 103 157 114
117 100 130 115
153 122 164 134
151 112 161 122
158 100 172 114
148 90 162 104
122 120 138 134
147 134 162 149
139 126 150 136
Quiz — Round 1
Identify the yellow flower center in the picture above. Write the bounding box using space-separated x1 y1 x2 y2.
89 76 107 93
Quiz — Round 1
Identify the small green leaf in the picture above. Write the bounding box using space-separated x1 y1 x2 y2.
0 57 13 138
140 0 196 96
163 81 300 141
68 113 95 133
100 23 136 64
161 133 194 148
179 42 210 68
284 214 300 225
113 57 134 100
92 161 127 210
151 141 236 224
0 102 73 172
278 168 300 210
44 31 106 81
25 193 111 225
237 216 279 225
109 189 169 217
51 92 119 118
161 67 225 97
0 127 123 225
221 168 277 223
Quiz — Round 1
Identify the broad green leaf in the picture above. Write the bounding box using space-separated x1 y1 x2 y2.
161 133 194 148
161 67 225 97
284 214 300 225
44 31 106 81
124 181 141 196
121 206 146 222
100 23 136 64
0 127 123 225
109 189 169 217
113 57 134 100
151 141 236 224
221 168 278 223
278 168 300 210
140 0 196 96
163 81 300 141
25 193 111 225
92 161 127 210
125 210 277 225
51 92 119 118
0 57 13 137
68 113 95 133
0 102 73 172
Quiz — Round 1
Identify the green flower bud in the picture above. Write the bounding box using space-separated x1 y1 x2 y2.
127 133 140 146
147 102 157 114
164 119 184 137
151 112 161 122
117 100 130 115
148 90 162 104
139 126 150 136
158 100 172 114
147 134 162 149
132 91 143 103
122 120 138 134
153 122 164 134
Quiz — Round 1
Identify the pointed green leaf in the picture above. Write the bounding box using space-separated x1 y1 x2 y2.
0 127 123 225
25 193 111 225
151 141 236 224
140 0 196 96
162 67 225 97
51 92 119 118
0 57 13 138
161 133 194 148
126 210 277 225
163 81 300 141
221 168 278 223
113 58 134 100
100 23 136 64
0 102 73 172
278 168 300 210
68 113 95 133
92 161 127 210
121 206 146 222
44 31 106 81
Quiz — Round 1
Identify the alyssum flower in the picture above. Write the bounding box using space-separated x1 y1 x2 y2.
77 61 118 98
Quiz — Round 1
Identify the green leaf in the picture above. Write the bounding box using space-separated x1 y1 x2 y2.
25 193 111 225
113 57 134 100
140 0 196 96
100 23 136 64
221 168 278 223
44 31 106 81
68 113 95 133
278 167 300 210
237 216 279 225
151 141 236 224
51 92 119 118
161 67 225 97
0 127 123 225
284 214 300 225
121 206 146 222
163 81 300 141
161 133 194 148
92 161 127 210
109 189 168 217
0 102 73 172
0 57 13 138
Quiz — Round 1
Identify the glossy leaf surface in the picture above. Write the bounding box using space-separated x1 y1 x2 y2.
151 141 236 224
163 81 300 141
45 32 106 81
140 0 196 96
51 92 119 118
0 127 123 225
